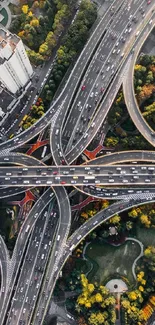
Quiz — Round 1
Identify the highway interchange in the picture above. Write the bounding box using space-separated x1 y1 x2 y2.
0 0 155 324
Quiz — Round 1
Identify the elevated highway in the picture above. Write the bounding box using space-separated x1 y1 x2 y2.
123 16 155 147
0 164 155 186
51 0 155 165
0 188 55 325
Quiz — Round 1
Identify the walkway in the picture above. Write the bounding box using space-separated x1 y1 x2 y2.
83 242 94 276
106 279 128 325
125 237 144 280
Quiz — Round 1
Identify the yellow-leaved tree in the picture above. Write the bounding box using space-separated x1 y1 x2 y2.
22 5 29 14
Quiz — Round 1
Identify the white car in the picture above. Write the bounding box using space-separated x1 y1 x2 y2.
71 180 76 184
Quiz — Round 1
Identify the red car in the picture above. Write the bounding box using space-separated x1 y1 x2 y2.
147 0 151 3
61 181 66 185
61 160 66 165
53 171 58 175
81 85 86 90
100 87 104 92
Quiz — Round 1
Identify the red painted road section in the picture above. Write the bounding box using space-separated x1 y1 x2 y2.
71 196 99 211
26 139 48 156
10 190 37 207
84 144 104 160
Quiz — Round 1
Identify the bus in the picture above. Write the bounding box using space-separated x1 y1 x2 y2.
25 225 30 233
23 115 28 122
41 146 47 158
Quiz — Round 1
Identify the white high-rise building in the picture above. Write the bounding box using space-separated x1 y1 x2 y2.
0 28 33 94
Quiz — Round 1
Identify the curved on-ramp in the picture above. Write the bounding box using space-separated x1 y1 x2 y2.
123 15 155 147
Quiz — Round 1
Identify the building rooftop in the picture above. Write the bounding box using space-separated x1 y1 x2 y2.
0 28 19 52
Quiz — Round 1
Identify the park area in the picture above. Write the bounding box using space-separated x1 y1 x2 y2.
85 240 141 285
136 227 155 247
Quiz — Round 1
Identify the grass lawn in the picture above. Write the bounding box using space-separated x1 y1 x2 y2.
136 227 155 248
85 240 140 285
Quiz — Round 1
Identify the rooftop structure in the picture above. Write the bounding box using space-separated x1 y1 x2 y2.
0 28 33 94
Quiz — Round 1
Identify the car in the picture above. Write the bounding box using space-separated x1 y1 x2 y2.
147 0 151 4
95 92 98 97
100 87 104 92
81 85 86 90
71 180 76 184
61 181 66 184
95 180 100 184
77 101 81 107
63 171 69 175
53 171 58 175
90 92 94 98
62 160 66 165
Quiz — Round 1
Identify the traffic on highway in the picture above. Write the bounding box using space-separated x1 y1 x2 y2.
0 0 155 324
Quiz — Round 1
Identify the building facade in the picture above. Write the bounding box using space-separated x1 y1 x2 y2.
0 28 33 94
